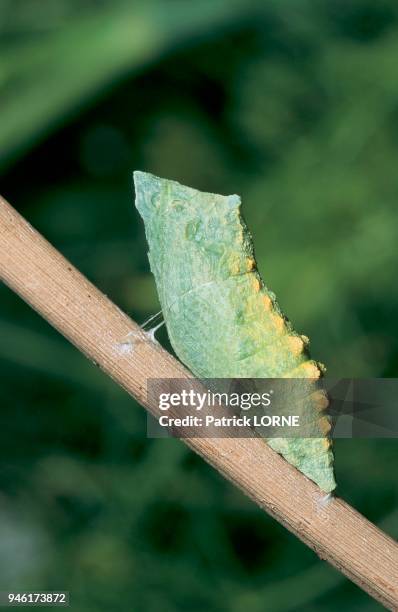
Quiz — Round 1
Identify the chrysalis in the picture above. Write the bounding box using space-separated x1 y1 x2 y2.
134 171 336 493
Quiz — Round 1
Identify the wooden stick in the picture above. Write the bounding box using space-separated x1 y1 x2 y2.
0 195 397 609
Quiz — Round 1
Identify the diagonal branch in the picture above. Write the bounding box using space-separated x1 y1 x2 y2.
0 195 397 609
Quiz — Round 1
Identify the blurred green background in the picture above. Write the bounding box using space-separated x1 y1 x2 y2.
1 1 397 610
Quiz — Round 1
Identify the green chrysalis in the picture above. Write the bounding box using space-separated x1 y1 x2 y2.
134 171 336 493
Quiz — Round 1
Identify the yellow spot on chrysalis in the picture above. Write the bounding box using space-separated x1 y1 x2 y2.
262 294 273 310
252 277 261 292
247 258 255 271
319 416 332 436
311 390 329 412
288 335 305 356
270 312 285 333
322 437 332 449
300 361 322 379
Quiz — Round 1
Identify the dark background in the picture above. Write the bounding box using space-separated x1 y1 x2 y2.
1 1 397 610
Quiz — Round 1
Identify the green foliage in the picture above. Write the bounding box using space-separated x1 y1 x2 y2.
0 0 251 169
1 0 397 610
